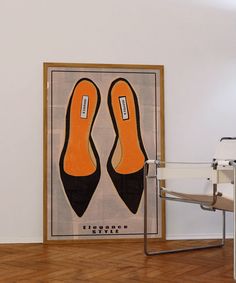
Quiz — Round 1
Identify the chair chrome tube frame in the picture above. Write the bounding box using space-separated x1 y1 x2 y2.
144 160 226 256
232 162 236 280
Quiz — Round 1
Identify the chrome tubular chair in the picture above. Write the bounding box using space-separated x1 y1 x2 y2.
144 137 236 255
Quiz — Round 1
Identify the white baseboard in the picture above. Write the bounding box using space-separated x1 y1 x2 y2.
166 233 233 240
0 237 43 244
0 234 233 243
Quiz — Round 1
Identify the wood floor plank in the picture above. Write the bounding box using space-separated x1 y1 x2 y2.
0 239 234 282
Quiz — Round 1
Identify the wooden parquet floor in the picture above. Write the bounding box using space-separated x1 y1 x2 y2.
0 239 234 283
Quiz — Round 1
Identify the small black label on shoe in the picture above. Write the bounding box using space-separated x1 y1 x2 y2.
119 96 129 120
80 95 89 119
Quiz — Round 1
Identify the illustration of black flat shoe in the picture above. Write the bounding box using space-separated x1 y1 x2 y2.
59 78 101 217
107 78 148 214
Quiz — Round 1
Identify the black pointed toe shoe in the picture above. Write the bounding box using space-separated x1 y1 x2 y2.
59 78 101 217
107 78 148 214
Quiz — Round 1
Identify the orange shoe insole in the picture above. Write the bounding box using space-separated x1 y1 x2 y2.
63 80 98 176
110 80 145 174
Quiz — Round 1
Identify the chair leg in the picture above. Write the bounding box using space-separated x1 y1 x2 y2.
143 164 226 255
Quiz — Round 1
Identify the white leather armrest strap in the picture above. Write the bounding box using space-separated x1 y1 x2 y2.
156 167 212 180
157 167 234 184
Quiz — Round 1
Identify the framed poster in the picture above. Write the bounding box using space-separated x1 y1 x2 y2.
43 63 165 242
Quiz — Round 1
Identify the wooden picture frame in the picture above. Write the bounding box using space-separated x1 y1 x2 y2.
43 62 165 243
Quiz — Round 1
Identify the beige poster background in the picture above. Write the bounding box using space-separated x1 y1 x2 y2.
45 64 163 241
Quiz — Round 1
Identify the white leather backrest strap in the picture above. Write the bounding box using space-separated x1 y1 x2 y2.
214 138 236 161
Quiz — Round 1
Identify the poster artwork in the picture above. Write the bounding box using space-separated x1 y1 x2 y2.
44 63 164 241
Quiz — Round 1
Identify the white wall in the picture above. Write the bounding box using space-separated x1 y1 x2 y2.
0 0 235 242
